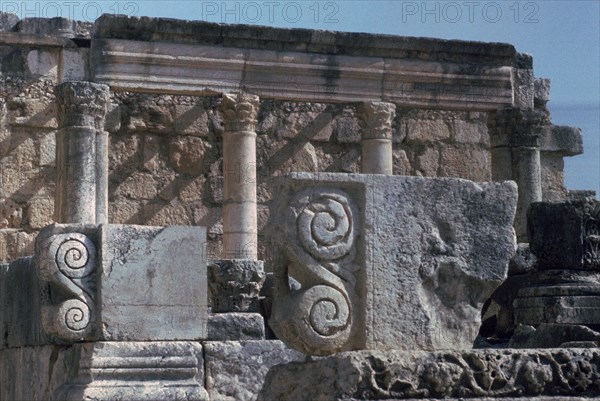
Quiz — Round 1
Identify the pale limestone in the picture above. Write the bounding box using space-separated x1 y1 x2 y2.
220 94 260 259
268 173 517 355
258 348 600 401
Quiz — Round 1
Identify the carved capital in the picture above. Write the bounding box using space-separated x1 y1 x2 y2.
269 188 360 356
357 101 396 140
219 93 260 132
36 231 98 342
56 82 110 130
489 107 549 148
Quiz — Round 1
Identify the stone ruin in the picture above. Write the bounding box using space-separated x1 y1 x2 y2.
0 12 598 401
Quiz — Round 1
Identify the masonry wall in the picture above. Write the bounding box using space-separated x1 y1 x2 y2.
0 15 578 263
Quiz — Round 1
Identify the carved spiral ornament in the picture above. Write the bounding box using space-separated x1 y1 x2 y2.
58 299 91 332
272 284 352 356
297 193 356 261
38 232 97 341
270 188 360 356
55 238 96 278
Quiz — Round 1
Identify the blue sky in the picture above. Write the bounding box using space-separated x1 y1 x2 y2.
6 0 599 191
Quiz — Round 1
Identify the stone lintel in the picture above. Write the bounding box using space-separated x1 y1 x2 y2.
91 15 515 109
539 125 584 156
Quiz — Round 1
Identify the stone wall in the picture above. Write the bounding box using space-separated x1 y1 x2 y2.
1 87 492 261
0 13 584 263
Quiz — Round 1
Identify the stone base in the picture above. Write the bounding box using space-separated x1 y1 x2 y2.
204 340 307 401
258 348 600 400
0 341 208 401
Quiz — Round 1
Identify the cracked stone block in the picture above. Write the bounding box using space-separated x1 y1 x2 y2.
267 173 517 355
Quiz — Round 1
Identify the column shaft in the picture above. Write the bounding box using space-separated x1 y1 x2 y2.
220 94 260 260
55 82 110 225
358 102 396 175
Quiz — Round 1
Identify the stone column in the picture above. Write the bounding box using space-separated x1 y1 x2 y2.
357 102 396 175
490 108 547 241
219 94 260 259
55 82 110 225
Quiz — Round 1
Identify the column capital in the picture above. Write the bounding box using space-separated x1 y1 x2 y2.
357 101 396 140
55 82 110 130
219 93 260 132
489 107 549 148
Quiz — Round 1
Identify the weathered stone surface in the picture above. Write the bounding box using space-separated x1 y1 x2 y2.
258 348 600 400
534 77 551 106
92 15 515 109
0 12 19 31
99 224 208 340
528 199 600 270
510 269 600 330
207 313 265 341
509 323 600 348
169 135 213 174
0 341 208 401
268 173 517 355
508 243 537 276
208 259 265 313
0 257 45 349
204 340 307 401
540 125 584 156
0 198 22 229
34 224 208 343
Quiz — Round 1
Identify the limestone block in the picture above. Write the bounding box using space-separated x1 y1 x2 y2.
541 152 567 202
27 49 59 79
0 198 23 229
34 224 208 343
0 341 208 401
27 197 54 230
99 224 207 340
0 257 44 349
0 230 34 263
334 114 360 143
174 104 209 136
534 77 551 106
169 135 213 174
0 13 19 31
204 340 307 401
540 125 584 156
208 259 265 313
258 348 600 400
392 148 412 176
508 243 537 276
528 199 600 270
268 173 517 355
509 323 600 348
62 49 88 82
207 313 265 341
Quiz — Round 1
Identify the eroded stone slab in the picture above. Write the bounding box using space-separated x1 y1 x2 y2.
258 348 600 401
100 224 207 340
268 173 517 355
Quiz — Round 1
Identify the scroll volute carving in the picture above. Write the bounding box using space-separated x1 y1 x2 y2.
269 188 361 356
36 231 98 342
